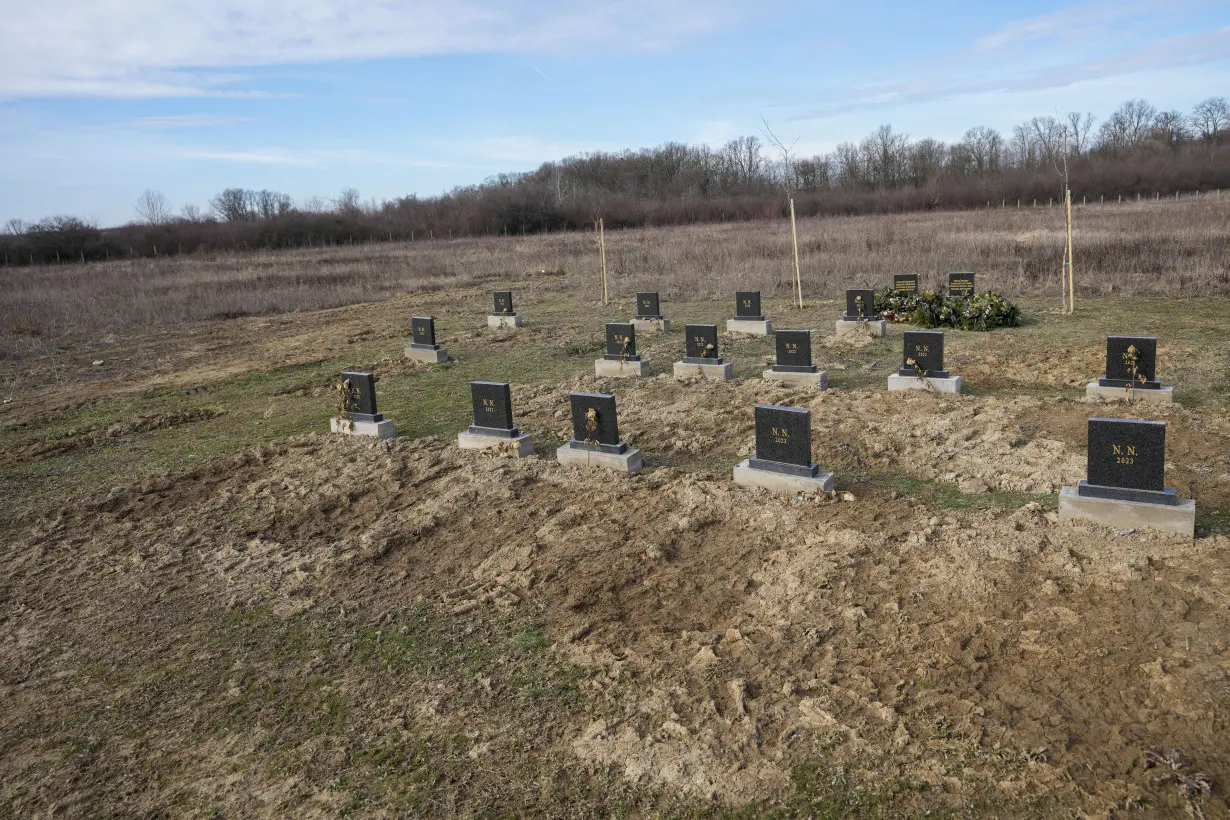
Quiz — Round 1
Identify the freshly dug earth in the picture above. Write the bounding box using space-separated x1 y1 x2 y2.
3 376 1229 817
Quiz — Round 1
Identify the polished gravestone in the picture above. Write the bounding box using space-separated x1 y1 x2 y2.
1059 418 1194 537
596 322 647 377
763 329 827 389
948 272 976 296
733 404 835 494
556 392 643 473
1086 335 1173 403
457 381 534 457
632 291 669 333
727 290 772 335
893 273 919 294
488 290 522 328
674 323 733 381
331 370 395 438
887 330 962 393
404 316 448 363
835 287 887 337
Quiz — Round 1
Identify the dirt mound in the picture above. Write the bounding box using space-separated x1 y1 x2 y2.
6 427 1228 816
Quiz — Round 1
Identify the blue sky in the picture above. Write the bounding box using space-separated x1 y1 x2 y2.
1 0 1227 227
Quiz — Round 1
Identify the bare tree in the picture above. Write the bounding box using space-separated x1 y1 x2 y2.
1097 98 1158 152
959 126 1004 174
861 124 910 189
3 218 26 235
335 187 363 216
1065 112 1095 156
761 116 800 194
180 204 203 222
1190 96 1230 140
135 189 172 225
1027 116 1067 167
301 195 328 213
1151 110 1189 149
211 188 252 222
253 189 294 219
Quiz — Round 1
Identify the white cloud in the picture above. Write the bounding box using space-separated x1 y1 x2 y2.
178 146 490 169
973 0 1172 51
0 0 740 99
123 114 256 129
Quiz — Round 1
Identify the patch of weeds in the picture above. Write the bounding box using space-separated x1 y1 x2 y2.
863 471 1054 511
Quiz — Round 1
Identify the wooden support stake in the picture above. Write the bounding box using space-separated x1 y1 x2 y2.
790 198 802 308
599 218 608 305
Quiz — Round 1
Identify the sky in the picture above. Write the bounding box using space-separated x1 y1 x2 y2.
1 0 1227 227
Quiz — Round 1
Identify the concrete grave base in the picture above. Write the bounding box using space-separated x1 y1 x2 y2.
887 373 963 393
595 358 648 378
835 318 888 337
488 314 522 328
1085 382 1174 404
331 417 396 439
556 444 643 474
673 361 734 381
457 431 535 458
726 318 772 335
404 346 448 363
632 318 669 334
762 369 828 390
733 460 835 495
1058 486 1195 538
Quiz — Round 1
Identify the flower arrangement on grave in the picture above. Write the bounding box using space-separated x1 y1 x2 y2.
874 288 1019 331
584 407 601 444
701 343 715 358
1122 344 1148 399
334 377 360 432
618 335 632 362
904 357 935 391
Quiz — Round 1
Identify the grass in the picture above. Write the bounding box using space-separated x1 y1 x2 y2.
861 471 1056 511
3 196 1228 358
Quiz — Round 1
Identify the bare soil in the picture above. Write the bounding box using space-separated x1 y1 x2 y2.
2 252 1229 816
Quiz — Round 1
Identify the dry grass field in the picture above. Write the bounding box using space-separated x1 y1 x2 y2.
1 199 1229 818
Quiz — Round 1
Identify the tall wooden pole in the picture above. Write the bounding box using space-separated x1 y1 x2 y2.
1065 189 1075 314
599 218 608 305
790 198 802 308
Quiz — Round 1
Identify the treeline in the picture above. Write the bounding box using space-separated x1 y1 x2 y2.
2 97 1229 266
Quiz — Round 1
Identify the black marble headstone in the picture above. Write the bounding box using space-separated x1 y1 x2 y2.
684 324 722 364
493 290 515 315
604 323 640 361
843 289 876 321
773 330 816 373
893 274 919 294
340 371 383 422
898 331 948 378
749 404 819 477
1099 336 1160 389
468 381 518 438
636 292 661 319
735 291 763 320
1078 418 1177 505
568 392 627 454
948 272 975 296
410 316 438 350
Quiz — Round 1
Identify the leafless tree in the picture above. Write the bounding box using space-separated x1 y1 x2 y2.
180 204 203 222
1151 110 1189 149
3 218 26 235
1027 116 1067 167
253 189 294 219
761 116 800 194
832 141 863 188
958 126 1004 174
1065 112 1096 156
908 138 947 187
1097 98 1158 152
211 188 252 222
861 124 909 189
336 187 363 216
1190 96 1230 140
135 189 172 225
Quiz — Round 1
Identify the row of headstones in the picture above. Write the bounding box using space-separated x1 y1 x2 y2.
329 371 1195 537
